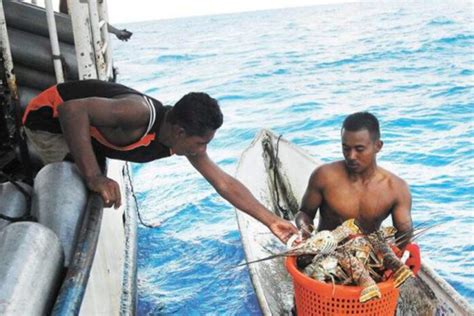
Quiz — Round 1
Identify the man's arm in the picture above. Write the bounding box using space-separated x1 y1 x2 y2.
391 179 413 249
107 23 133 41
187 153 298 243
57 97 148 208
295 167 324 237
59 0 131 42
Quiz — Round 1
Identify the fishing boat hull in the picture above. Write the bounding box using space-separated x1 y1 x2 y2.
235 129 473 315
0 0 137 314
78 160 137 315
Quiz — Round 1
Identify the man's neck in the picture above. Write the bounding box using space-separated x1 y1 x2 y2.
348 164 378 183
158 112 173 147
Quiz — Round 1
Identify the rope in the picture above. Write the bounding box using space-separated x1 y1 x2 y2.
125 164 160 228
272 134 290 220
0 170 35 222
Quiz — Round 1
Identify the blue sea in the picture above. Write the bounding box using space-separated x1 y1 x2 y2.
112 1 474 314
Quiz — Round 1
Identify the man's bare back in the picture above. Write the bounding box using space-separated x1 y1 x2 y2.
295 112 412 247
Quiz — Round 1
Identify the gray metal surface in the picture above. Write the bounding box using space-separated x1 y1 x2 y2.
235 129 474 315
87 0 107 80
68 0 99 80
16 64 56 92
97 0 114 79
32 162 88 267
0 181 32 230
3 0 74 44
8 28 78 80
0 222 64 315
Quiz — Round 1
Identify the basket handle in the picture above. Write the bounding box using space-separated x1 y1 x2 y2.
387 242 421 278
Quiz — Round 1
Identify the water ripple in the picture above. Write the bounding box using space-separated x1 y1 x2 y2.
114 1 474 313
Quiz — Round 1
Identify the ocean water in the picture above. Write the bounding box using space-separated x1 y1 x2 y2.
112 1 474 314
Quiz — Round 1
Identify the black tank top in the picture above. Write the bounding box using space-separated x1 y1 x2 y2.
25 80 172 163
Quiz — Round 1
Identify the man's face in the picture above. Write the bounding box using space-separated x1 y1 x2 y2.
172 129 216 157
341 128 382 173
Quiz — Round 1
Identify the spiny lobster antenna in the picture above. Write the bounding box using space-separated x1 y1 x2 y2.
393 221 444 246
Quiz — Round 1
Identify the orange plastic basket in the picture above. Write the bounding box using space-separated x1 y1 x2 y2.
286 256 399 316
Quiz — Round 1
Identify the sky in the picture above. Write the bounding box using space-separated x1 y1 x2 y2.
105 0 359 24
39 0 359 24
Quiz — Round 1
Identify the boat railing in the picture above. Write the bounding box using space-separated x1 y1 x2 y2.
42 0 115 82
68 0 114 81
44 0 64 83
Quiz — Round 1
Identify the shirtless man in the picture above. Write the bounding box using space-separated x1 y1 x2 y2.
22 80 298 244
295 112 412 247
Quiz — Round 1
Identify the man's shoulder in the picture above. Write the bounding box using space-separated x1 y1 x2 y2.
316 161 345 173
311 161 345 181
378 166 409 189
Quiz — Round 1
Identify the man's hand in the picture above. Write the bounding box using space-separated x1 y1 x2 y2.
268 217 299 244
115 29 133 41
86 174 121 209
295 211 314 239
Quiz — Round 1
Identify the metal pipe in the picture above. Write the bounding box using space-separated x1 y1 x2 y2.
51 193 104 316
3 1 75 45
32 162 89 267
97 0 114 79
67 0 97 79
101 42 108 55
87 0 107 80
44 0 64 83
9 28 78 79
0 223 64 315
15 64 57 91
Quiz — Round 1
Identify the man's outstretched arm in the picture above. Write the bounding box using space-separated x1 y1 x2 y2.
57 97 148 208
107 23 133 41
187 153 298 244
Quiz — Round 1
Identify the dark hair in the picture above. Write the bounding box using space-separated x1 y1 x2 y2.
168 92 223 136
342 112 380 141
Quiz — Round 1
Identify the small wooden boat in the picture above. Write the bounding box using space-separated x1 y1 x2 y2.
235 129 473 315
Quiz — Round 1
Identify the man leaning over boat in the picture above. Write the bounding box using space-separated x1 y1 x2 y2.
295 112 413 248
22 79 298 244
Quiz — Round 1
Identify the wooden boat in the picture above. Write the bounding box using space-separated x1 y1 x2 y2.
235 129 474 315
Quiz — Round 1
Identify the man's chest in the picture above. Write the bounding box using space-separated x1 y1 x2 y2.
95 126 146 147
322 182 395 220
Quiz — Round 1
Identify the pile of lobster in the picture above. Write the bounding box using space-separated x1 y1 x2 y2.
287 219 414 302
